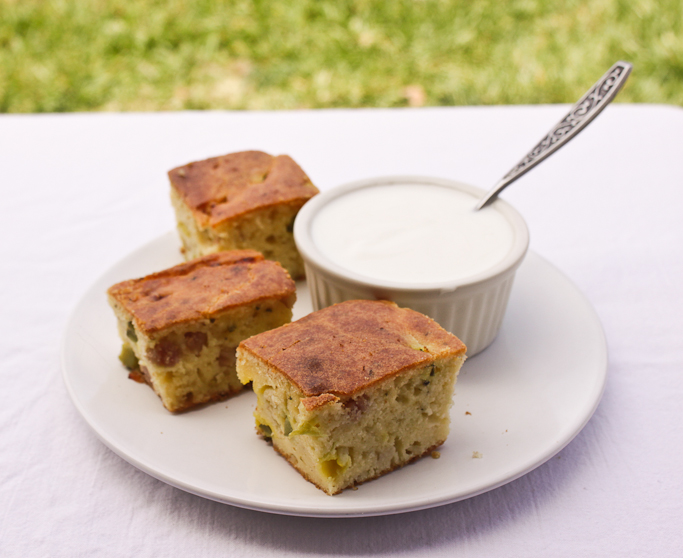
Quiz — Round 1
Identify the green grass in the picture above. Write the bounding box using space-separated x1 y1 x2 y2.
1 0 681 112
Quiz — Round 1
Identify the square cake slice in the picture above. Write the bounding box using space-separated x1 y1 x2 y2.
107 250 296 412
236 299 466 495
169 150 319 280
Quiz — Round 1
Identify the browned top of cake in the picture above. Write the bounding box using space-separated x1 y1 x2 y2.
240 300 466 397
108 250 296 334
168 150 319 227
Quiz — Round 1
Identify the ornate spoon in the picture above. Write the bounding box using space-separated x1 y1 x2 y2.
475 61 633 210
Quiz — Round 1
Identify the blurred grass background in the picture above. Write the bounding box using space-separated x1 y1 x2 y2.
1 0 681 112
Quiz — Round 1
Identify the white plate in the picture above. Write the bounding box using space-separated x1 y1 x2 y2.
62 232 607 518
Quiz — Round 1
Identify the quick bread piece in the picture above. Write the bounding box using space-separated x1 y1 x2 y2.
107 250 296 412
236 299 466 495
169 150 319 280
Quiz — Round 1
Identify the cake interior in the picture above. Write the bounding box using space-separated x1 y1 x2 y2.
171 188 306 279
111 298 293 412
237 349 465 495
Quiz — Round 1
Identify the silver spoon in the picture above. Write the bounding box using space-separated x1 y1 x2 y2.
475 61 633 210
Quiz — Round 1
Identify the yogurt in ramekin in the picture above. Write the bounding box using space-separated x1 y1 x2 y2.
294 176 529 356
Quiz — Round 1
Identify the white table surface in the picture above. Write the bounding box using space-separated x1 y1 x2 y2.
1 104 681 557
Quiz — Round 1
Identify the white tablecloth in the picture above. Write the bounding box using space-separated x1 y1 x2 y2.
1 105 681 557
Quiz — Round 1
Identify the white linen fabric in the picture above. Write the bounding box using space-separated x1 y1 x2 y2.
0 105 681 557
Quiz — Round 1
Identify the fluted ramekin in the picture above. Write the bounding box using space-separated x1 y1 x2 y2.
294 176 529 356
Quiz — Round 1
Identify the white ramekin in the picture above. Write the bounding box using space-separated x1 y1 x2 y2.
294 176 529 356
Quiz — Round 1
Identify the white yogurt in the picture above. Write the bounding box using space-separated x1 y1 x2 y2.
311 183 515 285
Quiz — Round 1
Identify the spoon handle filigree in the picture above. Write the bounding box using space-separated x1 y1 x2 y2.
476 61 633 210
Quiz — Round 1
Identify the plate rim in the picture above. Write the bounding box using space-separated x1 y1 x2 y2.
61 232 607 518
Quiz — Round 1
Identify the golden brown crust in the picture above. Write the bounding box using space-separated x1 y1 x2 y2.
168 151 319 228
301 393 340 411
240 300 466 397
108 250 296 335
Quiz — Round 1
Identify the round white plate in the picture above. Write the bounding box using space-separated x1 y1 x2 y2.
62 232 607 518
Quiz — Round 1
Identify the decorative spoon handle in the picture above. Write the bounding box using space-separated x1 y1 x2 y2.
475 61 633 210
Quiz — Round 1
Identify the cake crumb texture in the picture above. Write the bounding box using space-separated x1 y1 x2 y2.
237 300 466 495
108 250 296 412
168 150 319 279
